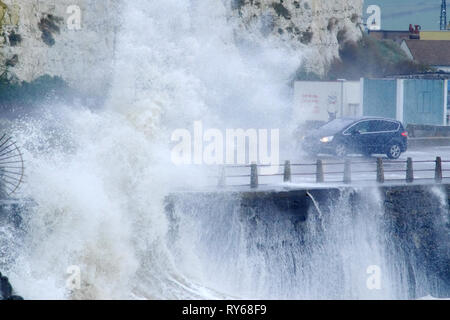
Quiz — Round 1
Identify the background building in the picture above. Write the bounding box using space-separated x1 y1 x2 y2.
420 31 450 40
294 78 449 127
293 81 361 124
401 40 450 72
362 78 448 126
368 30 412 44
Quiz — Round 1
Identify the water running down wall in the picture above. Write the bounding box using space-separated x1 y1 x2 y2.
166 185 450 299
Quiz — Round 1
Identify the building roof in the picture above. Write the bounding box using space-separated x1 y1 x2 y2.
368 30 412 43
420 31 450 41
402 40 450 66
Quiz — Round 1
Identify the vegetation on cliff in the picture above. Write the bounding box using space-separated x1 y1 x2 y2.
0 75 78 115
295 33 433 81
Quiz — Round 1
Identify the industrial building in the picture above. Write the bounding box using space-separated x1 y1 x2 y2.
293 81 362 123
294 78 449 127
362 78 448 126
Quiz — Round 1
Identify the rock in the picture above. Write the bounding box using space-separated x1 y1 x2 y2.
0 0 122 96
0 272 13 298
0 271 23 300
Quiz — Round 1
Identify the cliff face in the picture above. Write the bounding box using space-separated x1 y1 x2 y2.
0 0 120 96
232 0 363 74
0 0 363 95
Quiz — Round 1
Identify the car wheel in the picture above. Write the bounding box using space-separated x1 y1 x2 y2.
335 143 347 157
387 143 402 159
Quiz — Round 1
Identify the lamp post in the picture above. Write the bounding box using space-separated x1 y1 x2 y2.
337 79 346 118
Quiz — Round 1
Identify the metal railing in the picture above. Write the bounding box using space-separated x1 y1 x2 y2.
215 157 450 188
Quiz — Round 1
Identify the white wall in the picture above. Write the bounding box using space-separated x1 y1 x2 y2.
294 81 361 123
343 81 362 117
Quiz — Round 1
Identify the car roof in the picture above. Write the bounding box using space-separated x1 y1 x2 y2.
341 117 401 123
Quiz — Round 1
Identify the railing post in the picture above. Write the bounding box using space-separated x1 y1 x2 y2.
377 158 384 183
283 160 291 183
406 157 414 183
435 157 443 183
250 163 258 189
218 166 226 188
316 160 324 183
344 159 352 184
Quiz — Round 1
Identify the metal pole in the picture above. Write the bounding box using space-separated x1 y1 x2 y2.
250 163 258 189
344 159 352 184
441 0 447 30
406 157 414 183
338 79 346 117
435 157 443 183
283 160 292 183
316 160 324 183
341 81 344 117
377 158 385 183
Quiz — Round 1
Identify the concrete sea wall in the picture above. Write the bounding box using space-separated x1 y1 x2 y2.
166 183 450 298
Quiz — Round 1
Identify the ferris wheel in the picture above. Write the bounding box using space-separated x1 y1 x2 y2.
0 134 24 197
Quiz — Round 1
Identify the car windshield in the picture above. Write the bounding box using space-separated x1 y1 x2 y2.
319 119 355 134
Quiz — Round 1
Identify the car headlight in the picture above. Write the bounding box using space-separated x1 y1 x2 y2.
320 136 334 143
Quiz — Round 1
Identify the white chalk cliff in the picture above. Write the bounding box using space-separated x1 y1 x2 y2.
0 0 363 95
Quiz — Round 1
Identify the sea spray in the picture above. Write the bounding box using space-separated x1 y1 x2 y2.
3 0 444 300
3 0 301 299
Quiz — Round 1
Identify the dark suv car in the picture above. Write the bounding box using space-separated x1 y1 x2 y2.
301 117 408 159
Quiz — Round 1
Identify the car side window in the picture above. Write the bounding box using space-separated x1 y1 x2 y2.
383 121 399 131
347 121 370 134
368 120 385 132
369 120 399 132
361 120 400 133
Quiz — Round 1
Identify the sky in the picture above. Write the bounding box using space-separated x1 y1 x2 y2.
363 0 444 31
